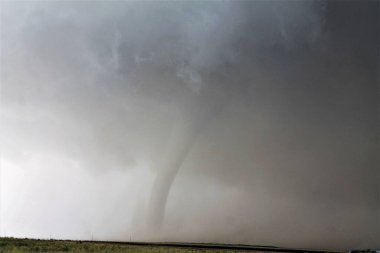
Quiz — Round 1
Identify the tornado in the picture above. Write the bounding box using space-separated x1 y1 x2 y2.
147 115 200 231
146 102 207 232
147 79 230 232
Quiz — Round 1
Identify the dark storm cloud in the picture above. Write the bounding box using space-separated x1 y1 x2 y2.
1 0 378 250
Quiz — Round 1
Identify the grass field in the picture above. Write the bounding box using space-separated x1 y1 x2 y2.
0 237 279 253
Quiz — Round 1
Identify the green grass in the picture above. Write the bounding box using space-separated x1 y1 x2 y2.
0 237 244 253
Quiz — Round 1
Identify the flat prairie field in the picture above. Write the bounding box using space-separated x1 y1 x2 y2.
0 237 272 253
0 237 332 253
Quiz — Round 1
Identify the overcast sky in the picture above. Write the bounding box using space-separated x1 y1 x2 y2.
0 0 379 250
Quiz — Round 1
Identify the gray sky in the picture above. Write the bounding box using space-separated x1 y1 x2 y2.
0 0 379 250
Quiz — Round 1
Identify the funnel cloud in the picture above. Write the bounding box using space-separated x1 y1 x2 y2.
0 0 379 250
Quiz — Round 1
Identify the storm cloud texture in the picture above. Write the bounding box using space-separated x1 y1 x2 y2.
0 0 379 250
